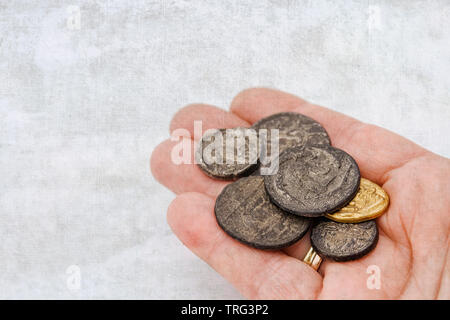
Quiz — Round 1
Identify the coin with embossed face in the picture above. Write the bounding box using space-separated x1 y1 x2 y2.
251 112 331 175
326 178 389 223
215 176 311 249
310 219 379 262
264 145 360 217
195 128 259 180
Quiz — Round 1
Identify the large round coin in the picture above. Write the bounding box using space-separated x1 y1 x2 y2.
215 176 311 249
326 178 390 223
264 145 360 217
252 112 331 175
310 219 379 262
195 127 259 180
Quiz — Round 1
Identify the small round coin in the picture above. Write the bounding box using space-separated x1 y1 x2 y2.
326 178 390 223
310 219 379 262
252 112 331 175
252 112 331 151
264 145 361 217
195 127 259 180
215 176 311 249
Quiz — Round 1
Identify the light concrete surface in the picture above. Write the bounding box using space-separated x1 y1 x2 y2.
0 0 449 299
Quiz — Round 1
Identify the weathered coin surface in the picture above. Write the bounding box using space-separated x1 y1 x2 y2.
310 219 378 262
252 112 331 175
195 127 258 180
326 178 389 223
215 176 311 249
264 145 360 217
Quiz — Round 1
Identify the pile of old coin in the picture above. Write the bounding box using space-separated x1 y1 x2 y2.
195 112 389 266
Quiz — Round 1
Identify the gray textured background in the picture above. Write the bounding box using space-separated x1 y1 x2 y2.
0 0 449 299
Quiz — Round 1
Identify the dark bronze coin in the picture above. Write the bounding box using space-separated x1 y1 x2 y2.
310 219 379 262
195 128 259 180
264 145 360 217
214 176 311 249
252 112 331 174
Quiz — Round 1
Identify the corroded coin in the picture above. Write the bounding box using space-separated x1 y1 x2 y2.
252 112 331 175
310 219 379 262
195 127 258 180
264 145 360 217
326 178 389 223
215 176 311 249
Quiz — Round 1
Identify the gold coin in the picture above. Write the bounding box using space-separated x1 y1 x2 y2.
325 178 389 223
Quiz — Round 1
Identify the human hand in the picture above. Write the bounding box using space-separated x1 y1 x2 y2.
151 88 449 299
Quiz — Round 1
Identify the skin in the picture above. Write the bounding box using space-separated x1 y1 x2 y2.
150 88 450 299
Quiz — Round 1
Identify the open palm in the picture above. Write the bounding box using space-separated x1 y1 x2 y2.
151 88 449 299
